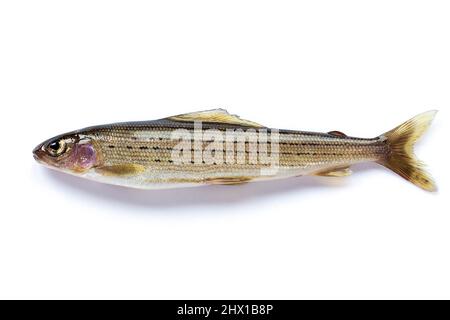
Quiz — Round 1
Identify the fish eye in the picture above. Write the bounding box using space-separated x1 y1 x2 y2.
46 139 67 157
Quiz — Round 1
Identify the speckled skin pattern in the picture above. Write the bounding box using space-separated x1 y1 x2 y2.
33 118 389 189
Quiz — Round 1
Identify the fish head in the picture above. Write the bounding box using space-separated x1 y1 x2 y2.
33 132 98 173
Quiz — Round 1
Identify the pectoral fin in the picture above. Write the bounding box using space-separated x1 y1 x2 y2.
167 109 264 128
96 164 146 176
315 166 352 177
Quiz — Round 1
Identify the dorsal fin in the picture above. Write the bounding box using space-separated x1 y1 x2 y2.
328 130 347 137
166 109 264 128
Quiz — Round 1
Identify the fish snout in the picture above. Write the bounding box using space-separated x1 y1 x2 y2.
32 143 46 163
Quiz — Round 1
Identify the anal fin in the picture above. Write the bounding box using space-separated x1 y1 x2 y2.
315 166 352 177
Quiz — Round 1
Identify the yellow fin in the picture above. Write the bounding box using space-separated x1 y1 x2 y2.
205 176 253 185
167 109 264 128
96 164 146 176
315 167 352 177
378 110 437 192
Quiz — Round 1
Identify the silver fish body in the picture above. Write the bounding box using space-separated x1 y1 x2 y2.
33 109 436 191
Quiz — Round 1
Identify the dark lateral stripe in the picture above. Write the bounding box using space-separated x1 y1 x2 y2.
110 140 373 147
115 145 349 157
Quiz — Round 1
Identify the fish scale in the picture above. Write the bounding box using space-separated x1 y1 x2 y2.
91 125 385 166
33 109 436 191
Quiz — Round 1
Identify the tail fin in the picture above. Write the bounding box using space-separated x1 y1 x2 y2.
378 110 437 192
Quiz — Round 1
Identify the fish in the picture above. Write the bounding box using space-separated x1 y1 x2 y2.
33 109 437 191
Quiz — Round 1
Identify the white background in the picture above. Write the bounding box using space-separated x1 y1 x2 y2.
0 1 449 299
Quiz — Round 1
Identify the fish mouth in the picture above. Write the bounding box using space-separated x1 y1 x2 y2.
32 143 46 164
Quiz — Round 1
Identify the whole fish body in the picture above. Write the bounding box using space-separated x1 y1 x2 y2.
33 109 437 191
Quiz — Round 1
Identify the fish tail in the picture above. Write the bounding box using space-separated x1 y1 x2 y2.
377 110 437 192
